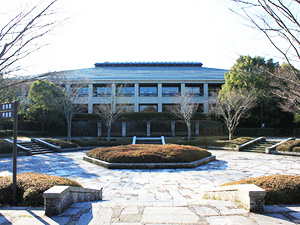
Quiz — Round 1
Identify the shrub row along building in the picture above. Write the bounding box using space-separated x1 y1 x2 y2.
57 62 227 114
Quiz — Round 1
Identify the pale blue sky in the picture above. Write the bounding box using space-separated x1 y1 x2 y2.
2 0 284 75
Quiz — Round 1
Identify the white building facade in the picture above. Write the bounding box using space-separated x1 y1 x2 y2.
60 62 227 114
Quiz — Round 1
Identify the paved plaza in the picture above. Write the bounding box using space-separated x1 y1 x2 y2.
0 149 300 224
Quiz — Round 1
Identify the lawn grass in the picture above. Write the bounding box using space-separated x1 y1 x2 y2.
222 175 300 205
43 138 78 149
276 140 300 152
166 136 254 148
87 144 211 163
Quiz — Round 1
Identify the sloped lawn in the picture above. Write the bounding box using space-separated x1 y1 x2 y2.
222 175 300 204
0 172 82 207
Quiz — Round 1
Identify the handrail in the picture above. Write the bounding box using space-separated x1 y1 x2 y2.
132 136 137 144
265 137 295 154
161 136 165 145
32 138 61 151
236 137 266 151
4 139 32 155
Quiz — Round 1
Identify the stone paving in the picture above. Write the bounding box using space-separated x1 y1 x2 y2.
0 149 300 224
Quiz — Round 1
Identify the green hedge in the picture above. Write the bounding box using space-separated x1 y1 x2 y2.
74 112 208 121
72 137 132 147
166 136 253 148
235 128 293 137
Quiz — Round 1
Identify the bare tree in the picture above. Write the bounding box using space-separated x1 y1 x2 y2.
94 84 129 141
171 91 199 141
271 64 300 115
49 72 87 142
209 88 258 140
0 0 62 75
229 0 300 114
229 0 299 69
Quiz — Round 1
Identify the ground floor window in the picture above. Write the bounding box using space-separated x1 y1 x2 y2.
139 104 158 112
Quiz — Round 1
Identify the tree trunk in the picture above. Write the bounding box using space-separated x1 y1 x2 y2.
228 129 233 140
187 122 192 141
67 119 72 143
107 126 112 142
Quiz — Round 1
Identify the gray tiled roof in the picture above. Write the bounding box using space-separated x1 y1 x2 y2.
65 66 227 82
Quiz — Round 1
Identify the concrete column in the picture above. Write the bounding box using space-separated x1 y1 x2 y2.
171 120 176 137
181 83 185 95
112 83 116 112
88 84 93 113
158 83 162 112
97 121 102 137
195 120 200 136
147 121 151 137
204 83 209 113
134 83 139 112
122 121 126 137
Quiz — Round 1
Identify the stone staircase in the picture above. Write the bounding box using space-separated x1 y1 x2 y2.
132 136 166 145
242 140 278 153
18 141 56 155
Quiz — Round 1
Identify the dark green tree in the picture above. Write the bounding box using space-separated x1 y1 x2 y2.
26 79 61 132
222 55 293 128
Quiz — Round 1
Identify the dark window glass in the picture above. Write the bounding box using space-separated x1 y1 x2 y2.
139 104 158 112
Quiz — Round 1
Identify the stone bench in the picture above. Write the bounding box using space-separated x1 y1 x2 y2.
43 185 102 216
202 184 265 212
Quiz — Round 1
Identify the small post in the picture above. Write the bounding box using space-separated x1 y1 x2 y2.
13 100 18 206
171 120 175 137
147 121 151 137
122 121 126 137
97 121 102 137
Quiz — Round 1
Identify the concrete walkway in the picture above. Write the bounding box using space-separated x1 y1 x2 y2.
0 150 300 224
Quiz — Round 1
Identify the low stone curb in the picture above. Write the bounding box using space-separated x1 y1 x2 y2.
269 150 300 156
202 184 265 212
83 155 216 169
0 151 27 158
43 185 102 216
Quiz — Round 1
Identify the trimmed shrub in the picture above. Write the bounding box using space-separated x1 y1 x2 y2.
222 175 300 204
73 137 132 147
43 138 78 149
0 139 13 154
87 144 211 163
0 172 82 206
276 140 300 152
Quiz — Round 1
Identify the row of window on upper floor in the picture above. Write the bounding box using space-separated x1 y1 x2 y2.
73 83 223 97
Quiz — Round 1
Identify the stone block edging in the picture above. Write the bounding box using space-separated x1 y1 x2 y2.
43 185 102 216
83 155 216 169
202 184 265 212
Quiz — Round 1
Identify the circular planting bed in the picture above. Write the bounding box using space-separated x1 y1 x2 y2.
84 144 215 169
222 175 300 205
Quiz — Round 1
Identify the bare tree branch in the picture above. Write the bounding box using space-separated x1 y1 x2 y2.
209 88 258 140
0 0 63 75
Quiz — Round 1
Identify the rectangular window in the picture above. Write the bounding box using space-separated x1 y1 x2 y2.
162 84 180 96
117 104 135 112
93 84 111 97
208 84 222 96
117 84 134 97
139 84 158 97
185 83 203 96
72 85 88 97
139 104 158 112
162 104 179 112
